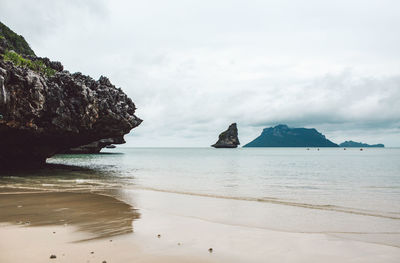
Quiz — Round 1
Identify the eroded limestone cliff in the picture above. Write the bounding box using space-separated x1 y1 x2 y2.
0 22 141 166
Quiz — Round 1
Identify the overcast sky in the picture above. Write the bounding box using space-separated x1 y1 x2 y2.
1 0 400 146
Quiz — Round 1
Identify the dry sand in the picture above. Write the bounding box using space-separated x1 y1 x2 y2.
0 189 399 263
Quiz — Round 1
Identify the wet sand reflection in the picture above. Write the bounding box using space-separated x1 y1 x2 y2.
0 191 140 241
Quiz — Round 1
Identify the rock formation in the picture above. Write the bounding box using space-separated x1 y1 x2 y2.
339 141 384 148
211 123 240 148
64 137 126 154
244 124 338 147
0 22 142 166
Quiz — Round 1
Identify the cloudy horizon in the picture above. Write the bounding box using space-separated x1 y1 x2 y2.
1 0 399 146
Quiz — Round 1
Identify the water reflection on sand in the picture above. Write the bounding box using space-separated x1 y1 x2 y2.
0 163 140 241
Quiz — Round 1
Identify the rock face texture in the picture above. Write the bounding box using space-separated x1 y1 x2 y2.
64 137 126 154
244 124 338 147
211 123 240 148
0 23 142 166
339 141 384 148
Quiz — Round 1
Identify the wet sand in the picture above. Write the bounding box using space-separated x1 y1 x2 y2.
0 190 139 240
0 188 399 262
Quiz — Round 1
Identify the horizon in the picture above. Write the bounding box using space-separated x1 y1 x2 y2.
1 0 399 147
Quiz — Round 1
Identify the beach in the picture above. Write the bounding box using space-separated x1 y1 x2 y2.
0 148 399 262
1 188 400 263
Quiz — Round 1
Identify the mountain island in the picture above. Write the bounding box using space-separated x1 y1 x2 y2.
244 124 338 147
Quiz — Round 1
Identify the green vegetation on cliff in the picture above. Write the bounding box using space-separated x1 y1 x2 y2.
0 21 35 56
3 50 56 77
0 22 56 77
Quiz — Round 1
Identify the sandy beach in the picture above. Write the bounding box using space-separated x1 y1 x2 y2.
1 187 399 263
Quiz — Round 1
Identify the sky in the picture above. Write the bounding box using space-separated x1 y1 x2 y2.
1 0 400 146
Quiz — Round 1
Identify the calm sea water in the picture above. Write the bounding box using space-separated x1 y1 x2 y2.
2 147 400 215
1 147 399 245
56 148 400 213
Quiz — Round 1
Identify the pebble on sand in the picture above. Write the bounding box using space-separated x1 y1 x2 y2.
208 248 213 253
50 254 57 259
157 234 161 238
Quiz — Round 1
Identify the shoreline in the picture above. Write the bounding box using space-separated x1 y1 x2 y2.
129 185 400 220
127 188 400 248
1 187 399 262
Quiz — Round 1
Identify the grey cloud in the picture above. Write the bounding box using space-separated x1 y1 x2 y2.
246 73 400 128
0 0 108 42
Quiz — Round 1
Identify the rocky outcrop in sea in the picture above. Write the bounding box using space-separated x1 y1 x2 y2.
211 123 240 148
63 137 126 154
0 22 142 166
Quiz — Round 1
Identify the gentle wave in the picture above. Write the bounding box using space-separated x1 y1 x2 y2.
133 186 400 220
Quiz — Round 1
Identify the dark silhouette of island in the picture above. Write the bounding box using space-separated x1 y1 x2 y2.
339 141 384 148
244 124 338 147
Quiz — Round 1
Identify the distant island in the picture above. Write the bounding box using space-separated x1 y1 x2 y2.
211 123 240 148
244 124 338 147
339 141 384 148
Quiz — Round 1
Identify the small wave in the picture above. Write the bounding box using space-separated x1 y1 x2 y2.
365 186 400 189
133 186 400 220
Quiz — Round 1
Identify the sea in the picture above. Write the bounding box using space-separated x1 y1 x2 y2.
1 147 399 246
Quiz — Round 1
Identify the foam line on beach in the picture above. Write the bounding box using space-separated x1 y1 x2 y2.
133 186 400 220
